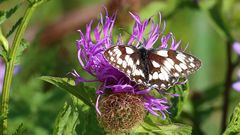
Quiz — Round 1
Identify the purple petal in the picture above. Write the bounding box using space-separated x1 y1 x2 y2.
232 81 240 92
233 42 240 55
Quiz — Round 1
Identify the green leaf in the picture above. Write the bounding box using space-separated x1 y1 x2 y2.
6 17 23 37
169 82 190 119
53 97 104 135
27 0 50 6
0 44 8 62
0 4 19 25
53 101 79 135
223 102 240 135
12 123 26 135
134 122 192 135
15 39 29 64
40 76 95 108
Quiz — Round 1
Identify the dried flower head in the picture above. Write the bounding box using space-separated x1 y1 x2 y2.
98 93 145 133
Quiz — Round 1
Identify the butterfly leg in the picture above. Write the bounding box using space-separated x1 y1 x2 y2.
136 85 157 95
175 77 188 85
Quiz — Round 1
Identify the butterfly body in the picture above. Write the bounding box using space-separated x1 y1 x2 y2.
104 45 201 90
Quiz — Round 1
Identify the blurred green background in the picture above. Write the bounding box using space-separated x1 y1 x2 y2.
1 0 240 134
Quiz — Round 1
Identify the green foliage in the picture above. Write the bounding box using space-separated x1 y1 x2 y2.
40 76 95 108
169 82 190 119
224 102 240 135
0 42 8 61
6 17 23 37
53 96 104 135
27 0 51 6
9 75 67 135
12 124 26 135
134 121 192 135
15 39 29 64
131 111 192 134
0 4 19 25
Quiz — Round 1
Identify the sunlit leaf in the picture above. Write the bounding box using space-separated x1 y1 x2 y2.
40 76 95 108
223 102 240 135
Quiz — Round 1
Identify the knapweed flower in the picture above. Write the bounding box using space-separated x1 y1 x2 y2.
73 10 183 133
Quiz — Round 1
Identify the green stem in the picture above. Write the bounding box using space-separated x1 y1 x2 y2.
1 1 45 134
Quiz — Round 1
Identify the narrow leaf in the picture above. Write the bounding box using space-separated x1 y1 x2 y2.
224 102 240 135
0 4 19 25
12 123 26 135
40 76 95 108
6 17 23 37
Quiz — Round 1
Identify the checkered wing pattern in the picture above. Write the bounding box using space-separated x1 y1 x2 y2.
104 45 201 90
104 45 147 86
147 49 201 89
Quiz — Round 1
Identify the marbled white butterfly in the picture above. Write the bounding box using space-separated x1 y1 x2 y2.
104 45 201 90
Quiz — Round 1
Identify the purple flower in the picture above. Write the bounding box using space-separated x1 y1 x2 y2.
73 11 182 119
0 59 5 93
0 59 20 94
232 70 240 92
232 42 240 92
233 42 240 55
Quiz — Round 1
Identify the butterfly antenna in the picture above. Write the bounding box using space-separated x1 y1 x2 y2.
118 27 144 47
183 42 189 52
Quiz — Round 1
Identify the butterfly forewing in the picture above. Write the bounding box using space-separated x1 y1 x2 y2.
104 45 147 85
151 50 201 76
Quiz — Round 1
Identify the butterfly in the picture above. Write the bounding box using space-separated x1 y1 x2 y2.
104 45 201 90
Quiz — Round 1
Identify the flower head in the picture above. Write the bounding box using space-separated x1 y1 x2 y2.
73 10 182 132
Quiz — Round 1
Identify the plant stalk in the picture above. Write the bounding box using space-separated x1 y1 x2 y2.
1 1 45 134
221 40 234 133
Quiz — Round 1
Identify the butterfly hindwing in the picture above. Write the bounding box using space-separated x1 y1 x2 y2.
147 49 201 89
147 50 179 89
104 45 147 85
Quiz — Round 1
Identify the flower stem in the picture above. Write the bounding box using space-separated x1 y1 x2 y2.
1 1 45 134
